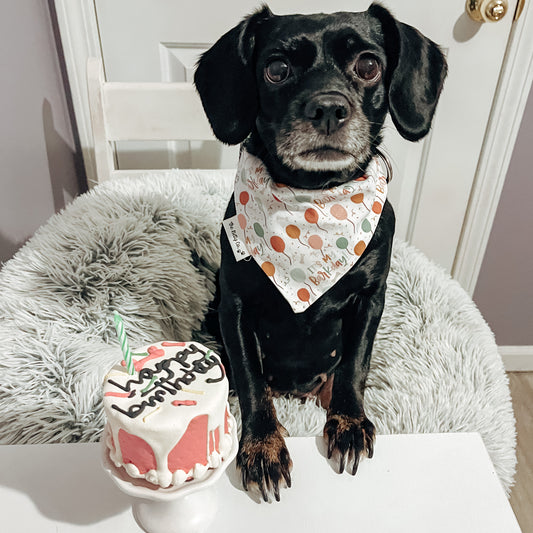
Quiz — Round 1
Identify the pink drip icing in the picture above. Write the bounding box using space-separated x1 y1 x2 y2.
171 400 197 407
168 415 208 473
118 429 157 474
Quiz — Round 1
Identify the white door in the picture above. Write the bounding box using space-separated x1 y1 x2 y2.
55 0 532 285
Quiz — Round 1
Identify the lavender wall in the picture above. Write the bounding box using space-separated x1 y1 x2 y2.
0 1 85 265
473 84 533 346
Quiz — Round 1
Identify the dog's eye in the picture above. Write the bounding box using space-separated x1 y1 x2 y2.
354 54 381 83
265 59 290 84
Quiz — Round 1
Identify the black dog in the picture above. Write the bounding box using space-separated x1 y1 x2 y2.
195 3 446 501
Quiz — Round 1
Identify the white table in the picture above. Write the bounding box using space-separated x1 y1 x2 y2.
0 433 520 532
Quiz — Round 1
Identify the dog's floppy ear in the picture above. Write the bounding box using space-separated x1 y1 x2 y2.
194 5 273 145
368 3 447 142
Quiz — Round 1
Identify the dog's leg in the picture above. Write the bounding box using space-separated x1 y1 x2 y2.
323 284 386 475
219 297 292 501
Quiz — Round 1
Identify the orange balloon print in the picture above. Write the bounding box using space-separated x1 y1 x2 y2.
304 208 319 224
297 288 310 302
239 191 249 205
354 241 366 256
270 236 285 253
285 224 300 239
372 201 382 214
261 262 275 277
351 193 364 204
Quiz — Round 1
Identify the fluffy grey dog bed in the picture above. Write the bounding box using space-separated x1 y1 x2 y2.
0 170 516 494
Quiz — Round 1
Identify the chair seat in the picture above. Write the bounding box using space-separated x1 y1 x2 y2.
0 169 516 494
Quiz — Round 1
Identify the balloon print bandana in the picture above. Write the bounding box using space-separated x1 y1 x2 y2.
226 150 388 313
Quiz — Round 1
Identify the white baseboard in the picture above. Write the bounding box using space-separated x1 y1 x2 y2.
499 346 533 372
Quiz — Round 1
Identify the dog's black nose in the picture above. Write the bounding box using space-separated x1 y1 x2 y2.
304 93 351 135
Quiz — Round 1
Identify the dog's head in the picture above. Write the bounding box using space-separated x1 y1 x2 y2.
194 3 447 188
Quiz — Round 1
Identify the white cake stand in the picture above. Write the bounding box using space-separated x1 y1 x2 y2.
101 415 238 533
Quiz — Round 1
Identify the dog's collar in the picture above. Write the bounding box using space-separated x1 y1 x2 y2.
226 150 388 313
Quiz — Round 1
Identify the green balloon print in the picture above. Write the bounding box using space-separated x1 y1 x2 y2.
290 268 306 282
295 195 312 203
253 222 264 238
362 218 372 232
336 237 349 250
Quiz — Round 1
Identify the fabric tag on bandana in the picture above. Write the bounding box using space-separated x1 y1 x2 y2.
230 150 388 313
222 215 251 261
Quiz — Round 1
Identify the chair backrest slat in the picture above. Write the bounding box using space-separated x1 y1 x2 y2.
103 82 215 142
86 57 215 184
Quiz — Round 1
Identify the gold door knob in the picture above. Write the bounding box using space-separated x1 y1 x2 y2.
466 0 508 21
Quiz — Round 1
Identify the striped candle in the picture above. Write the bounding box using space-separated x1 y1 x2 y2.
113 311 135 375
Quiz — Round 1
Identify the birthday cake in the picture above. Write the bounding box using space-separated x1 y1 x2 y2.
103 341 233 488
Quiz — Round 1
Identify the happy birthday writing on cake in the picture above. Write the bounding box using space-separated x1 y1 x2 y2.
108 343 224 419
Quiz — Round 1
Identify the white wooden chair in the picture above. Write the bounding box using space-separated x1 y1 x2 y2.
86 57 216 184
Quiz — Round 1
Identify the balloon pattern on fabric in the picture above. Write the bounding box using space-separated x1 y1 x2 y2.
304 208 326 231
253 222 264 237
295 195 312 203
297 288 310 305
330 204 356 232
261 261 275 276
261 261 282 289
239 191 250 216
308 234 323 249
336 237 353 255
285 224 309 247
253 222 271 250
291 268 317 295
239 191 249 205
238 214 247 230
232 150 388 313
351 193 370 211
290 268 306 282
354 241 366 256
308 234 324 257
270 235 291 264
272 193 294 215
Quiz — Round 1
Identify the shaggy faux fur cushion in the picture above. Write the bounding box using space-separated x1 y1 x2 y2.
0 170 516 493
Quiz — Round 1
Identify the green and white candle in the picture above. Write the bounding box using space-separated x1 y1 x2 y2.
113 311 135 375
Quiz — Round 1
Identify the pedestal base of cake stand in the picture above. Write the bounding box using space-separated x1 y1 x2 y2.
131 486 218 533
101 419 238 533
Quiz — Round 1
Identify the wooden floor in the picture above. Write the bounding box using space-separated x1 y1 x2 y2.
508 372 533 532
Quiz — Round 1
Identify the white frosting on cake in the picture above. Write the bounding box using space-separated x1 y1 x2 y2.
103 341 232 488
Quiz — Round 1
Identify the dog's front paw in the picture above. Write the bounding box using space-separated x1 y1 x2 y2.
237 430 293 502
323 413 375 475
